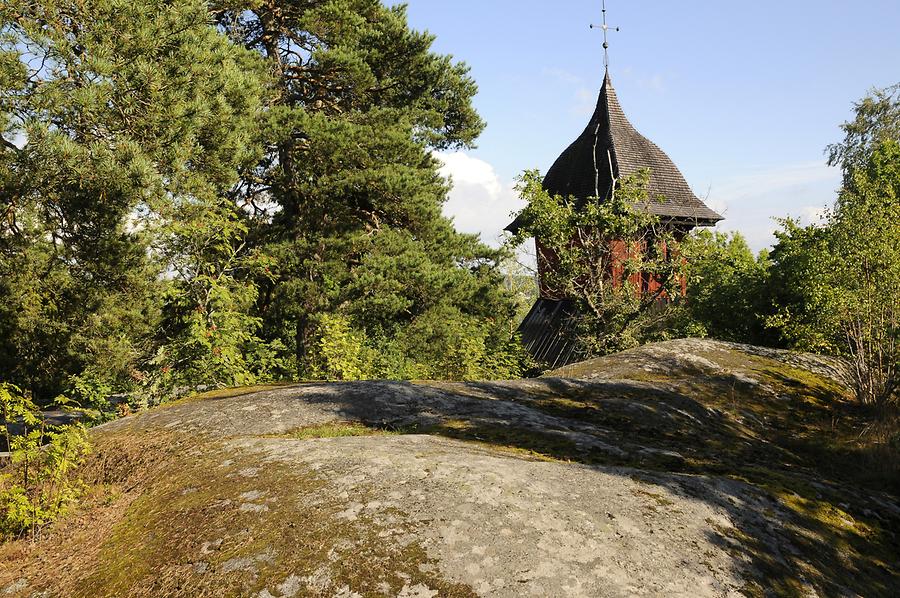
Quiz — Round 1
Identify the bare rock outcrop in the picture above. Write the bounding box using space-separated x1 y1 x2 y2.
1 340 897 597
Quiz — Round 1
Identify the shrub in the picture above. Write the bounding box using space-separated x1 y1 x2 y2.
302 309 526 382
65 371 116 425
0 383 91 542
304 313 373 381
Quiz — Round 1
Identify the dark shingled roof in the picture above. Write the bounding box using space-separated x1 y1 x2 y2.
507 72 722 234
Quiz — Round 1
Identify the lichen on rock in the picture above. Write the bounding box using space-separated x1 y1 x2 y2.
0 339 897 597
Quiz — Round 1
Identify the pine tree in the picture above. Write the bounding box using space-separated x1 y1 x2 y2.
213 1 523 379
0 0 271 399
1 0 526 397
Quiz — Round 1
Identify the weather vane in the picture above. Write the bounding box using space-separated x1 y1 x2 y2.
590 0 620 70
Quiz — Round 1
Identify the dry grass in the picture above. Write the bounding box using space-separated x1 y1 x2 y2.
854 405 900 489
1 341 898 597
172 383 298 406
0 424 475 597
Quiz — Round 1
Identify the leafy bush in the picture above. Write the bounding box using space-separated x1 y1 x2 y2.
394 305 524 381
680 230 771 345
64 372 116 425
304 313 374 381
764 84 900 407
0 383 90 542
821 140 900 406
303 309 526 382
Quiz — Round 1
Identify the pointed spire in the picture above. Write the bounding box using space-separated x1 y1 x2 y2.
505 5 722 235
505 72 722 234
590 0 619 71
601 0 611 69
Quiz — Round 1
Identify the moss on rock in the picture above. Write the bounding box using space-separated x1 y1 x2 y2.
1 339 898 597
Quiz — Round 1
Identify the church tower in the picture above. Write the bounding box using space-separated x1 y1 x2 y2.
508 66 722 368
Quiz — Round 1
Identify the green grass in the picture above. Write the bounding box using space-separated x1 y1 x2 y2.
279 421 400 440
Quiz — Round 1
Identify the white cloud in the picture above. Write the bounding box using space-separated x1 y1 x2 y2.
706 161 841 252
637 73 667 93
541 67 582 85
435 151 525 247
573 88 597 117
542 68 597 117
617 66 671 95
709 162 838 201
798 204 829 226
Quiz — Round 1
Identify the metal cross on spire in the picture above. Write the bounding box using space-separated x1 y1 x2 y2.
590 0 620 71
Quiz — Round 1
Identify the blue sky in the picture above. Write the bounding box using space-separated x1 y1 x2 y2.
392 0 900 252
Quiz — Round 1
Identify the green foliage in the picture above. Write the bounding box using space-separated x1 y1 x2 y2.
152 199 287 396
680 230 771 344
764 220 837 352
499 256 540 324
827 140 900 405
508 169 686 357
304 313 372 381
392 304 525 381
0 383 40 448
0 383 90 542
827 83 900 184
0 0 283 402
64 372 115 425
767 84 900 406
213 1 519 382
304 308 527 382
1 0 524 403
